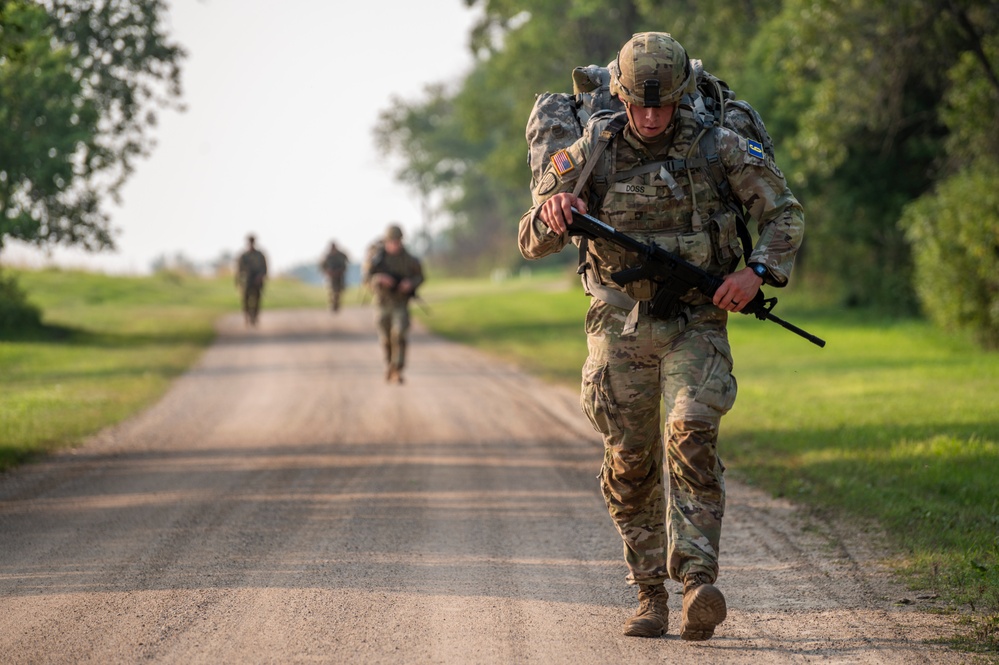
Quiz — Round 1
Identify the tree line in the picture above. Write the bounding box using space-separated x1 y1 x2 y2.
374 0 999 348
2 1 996 346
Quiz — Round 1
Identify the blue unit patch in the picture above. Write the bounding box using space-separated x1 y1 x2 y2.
747 140 765 160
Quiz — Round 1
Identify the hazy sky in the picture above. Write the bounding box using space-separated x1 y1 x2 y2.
5 0 479 275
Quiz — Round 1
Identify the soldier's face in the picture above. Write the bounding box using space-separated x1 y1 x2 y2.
385 238 402 254
627 103 675 139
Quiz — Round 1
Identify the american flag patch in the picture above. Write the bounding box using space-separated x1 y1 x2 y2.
551 149 574 176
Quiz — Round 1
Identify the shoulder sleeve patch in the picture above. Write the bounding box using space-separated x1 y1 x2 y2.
550 149 575 176
747 139 765 160
537 171 558 196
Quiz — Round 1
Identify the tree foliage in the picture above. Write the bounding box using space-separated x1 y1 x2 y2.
902 158 999 348
902 33 999 347
379 1 998 341
0 0 184 252
741 0 994 311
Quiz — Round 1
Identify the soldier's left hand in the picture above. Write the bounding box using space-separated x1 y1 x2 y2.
713 268 763 313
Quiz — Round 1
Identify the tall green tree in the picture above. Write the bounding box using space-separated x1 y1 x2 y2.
901 29 999 348
375 83 504 272
0 0 184 253
376 0 998 325
745 0 998 311
375 1 780 272
635 0 777 81
376 0 655 272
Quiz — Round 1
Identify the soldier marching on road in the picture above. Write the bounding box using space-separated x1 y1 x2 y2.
363 224 424 384
320 241 350 313
235 234 268 327
519 32 805 641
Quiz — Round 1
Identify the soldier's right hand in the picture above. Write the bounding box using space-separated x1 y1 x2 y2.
539 193 586 235
373 273 395 289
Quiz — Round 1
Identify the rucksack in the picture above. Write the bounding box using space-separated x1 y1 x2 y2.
691 61 774 161
525 64 623 192
524 59 775 264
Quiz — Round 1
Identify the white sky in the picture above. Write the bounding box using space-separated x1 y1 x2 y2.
4 0 479 275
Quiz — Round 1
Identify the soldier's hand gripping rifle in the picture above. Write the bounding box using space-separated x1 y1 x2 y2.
377 271 432 316
567 208 826 348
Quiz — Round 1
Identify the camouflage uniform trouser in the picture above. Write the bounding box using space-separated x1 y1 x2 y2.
328 273 345 310
241 283 263 322
580 300 736 586
376 301 411 371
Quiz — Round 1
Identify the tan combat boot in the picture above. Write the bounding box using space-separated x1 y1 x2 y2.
622 583 668 637
680 573 727 641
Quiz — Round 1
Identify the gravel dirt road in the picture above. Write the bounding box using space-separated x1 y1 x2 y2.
0 307 966 664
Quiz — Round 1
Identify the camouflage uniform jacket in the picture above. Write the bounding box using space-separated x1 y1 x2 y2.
364 244 424 306
236 249 267 288
321 249 348 275
518 107 804 306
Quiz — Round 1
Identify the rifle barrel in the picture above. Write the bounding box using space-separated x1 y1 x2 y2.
764 312 826 347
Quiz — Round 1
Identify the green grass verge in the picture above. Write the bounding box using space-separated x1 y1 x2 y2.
2 266 996 655
419 270 999 656
0 268 327 470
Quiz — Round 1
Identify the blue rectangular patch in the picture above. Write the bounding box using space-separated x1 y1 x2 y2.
747 140 765 160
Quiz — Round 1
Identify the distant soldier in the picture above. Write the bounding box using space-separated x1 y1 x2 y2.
236 234 268 326
363 224 424 384
320 241 349 312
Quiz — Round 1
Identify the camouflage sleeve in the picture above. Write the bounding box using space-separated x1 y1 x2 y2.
361 249 374 283
408 255 425 290
717 127 805 286
517 126 599 260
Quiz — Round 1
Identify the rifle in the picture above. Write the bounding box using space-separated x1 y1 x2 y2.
370 272 432 315
567 208 825 348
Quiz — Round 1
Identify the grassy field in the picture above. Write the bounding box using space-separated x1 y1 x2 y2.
418 270 999 655
2 266 996 655
0 268 328 469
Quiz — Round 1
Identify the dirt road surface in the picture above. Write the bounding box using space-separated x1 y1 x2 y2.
0 308 966 664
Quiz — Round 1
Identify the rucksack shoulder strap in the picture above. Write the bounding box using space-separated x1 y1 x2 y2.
573 113 626 280
571 113 627 198
698 127 753 265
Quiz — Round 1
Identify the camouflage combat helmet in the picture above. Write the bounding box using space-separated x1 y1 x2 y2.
609 32 693 107
385 224 403 241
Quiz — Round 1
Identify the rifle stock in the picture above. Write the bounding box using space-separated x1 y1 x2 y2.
567 208 826 348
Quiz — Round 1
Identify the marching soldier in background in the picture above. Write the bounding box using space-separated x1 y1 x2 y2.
236 234 268 327
320 241 349 312
363 224 424 384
